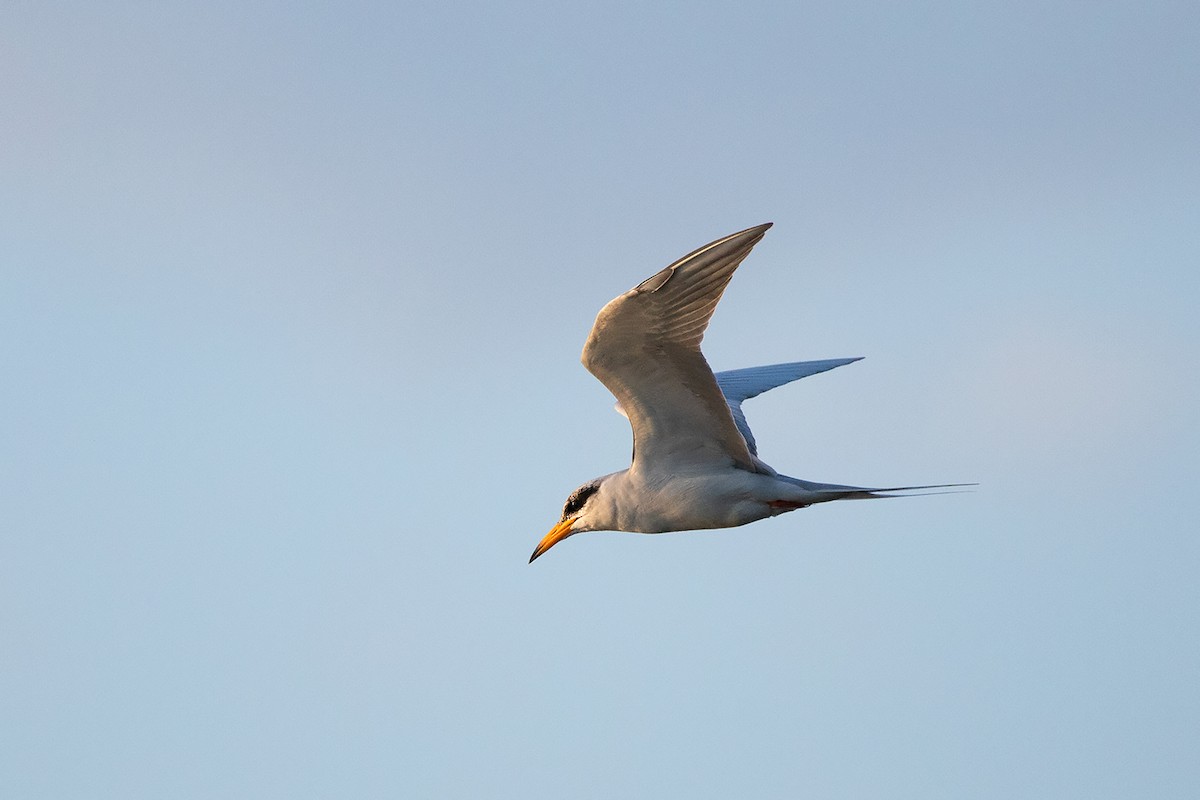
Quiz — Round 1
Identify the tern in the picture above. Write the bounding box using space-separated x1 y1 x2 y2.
530 223 966 563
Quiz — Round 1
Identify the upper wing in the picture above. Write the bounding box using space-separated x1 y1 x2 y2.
582 223 772 473
715 358 862 454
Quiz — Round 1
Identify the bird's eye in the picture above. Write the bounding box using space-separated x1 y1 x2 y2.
563 482 599 517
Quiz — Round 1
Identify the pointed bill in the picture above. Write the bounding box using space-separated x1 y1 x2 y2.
529 517 576 563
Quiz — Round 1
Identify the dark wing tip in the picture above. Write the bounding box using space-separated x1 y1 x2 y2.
731 222 772 241
634 223 774 294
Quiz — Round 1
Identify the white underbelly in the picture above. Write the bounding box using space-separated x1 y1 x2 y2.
617 471 781 533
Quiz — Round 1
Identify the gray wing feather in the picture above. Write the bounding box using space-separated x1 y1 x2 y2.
613 357 863 455
715 358 862 454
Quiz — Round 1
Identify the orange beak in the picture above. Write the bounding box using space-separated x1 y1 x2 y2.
529 517 576 563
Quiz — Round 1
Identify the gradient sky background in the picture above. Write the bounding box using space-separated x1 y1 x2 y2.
2 2 1198 798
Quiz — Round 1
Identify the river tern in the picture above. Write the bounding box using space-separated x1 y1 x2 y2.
530 223 967 562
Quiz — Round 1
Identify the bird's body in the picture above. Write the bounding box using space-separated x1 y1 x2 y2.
561 468 786 535
530 223 966 562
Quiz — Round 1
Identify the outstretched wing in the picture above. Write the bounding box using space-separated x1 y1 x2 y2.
582 224 772 473
715 358 862 454
614 358 864 455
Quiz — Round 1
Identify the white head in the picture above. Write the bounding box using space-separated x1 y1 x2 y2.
529 476 610 562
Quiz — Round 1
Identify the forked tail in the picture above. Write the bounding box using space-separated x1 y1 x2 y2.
778 475 977 502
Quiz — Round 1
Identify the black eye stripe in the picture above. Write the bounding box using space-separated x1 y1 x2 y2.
562 481 600 518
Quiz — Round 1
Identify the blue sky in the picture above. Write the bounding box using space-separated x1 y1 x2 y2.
2 2 1198 797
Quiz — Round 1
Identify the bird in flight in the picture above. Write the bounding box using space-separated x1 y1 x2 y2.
530 223 967 562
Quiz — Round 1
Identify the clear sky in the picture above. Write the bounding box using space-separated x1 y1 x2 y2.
2 2 1198 798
